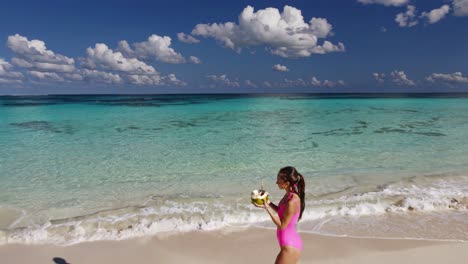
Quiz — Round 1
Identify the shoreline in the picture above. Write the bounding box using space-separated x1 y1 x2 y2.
1 227 467 264
2 201 467 245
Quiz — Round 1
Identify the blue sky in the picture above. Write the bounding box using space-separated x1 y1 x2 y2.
0 0 467 94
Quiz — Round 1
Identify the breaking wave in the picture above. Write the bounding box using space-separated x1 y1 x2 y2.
1 175 467 245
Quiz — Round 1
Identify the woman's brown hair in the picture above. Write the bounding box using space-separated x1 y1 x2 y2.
278 166 305 220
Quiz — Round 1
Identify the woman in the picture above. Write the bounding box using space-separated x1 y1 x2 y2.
253 166 305 264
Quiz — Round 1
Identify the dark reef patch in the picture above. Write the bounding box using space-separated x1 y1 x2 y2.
332 108 360 114
305 120 370 137
396 116 442 130
355 120 369 126
10 121 75 134
285 121 302 125
2 102 59 107
413 131 446 137
368 107 419 113
374 127 445 136
115 126 149 133
168 120 197 128
11 121 53 130
297 139 319 149
310 128 345 135
374 127 407 134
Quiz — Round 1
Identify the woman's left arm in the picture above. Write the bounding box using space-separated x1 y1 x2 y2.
264 198 297 230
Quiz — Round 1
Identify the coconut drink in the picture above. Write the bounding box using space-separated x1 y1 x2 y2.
251 189 269 205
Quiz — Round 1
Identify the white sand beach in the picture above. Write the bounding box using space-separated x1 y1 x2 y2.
1 227 467 264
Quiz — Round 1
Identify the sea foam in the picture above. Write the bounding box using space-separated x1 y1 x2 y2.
2 175 466 245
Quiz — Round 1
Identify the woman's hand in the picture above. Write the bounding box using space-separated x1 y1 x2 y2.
252 198 268 209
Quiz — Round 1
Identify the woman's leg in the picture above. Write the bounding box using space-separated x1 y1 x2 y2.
274 246 301 264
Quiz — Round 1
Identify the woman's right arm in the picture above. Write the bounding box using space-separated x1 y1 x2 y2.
267 201 278 212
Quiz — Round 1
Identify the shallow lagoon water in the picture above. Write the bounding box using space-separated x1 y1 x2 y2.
0 94 467 244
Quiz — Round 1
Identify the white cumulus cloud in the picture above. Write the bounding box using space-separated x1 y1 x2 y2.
322 79 345 87
308 41 345 55
373 72 386 83
83 43 185 86
117 35 185 64
308 17 334 38
0 78 22 84
27 71 83 83
453 0 468 16
28 71 65 82
245 80 258 88
263 81 272 88
357 0 409 6
391 70 415 86
311 76 321 86
395 5 419 27
177 33 200 44
162 74 187 86
206 74 240 88
323 80 336 87
272 64 289 72
7 34 76 73
126 73 186 86
422 5 450 24
11 58 75 73
4 34 185 87
426 72 468 84
62 73 83 81
0 58 24 81
191 5 344 58
283 78 308 87
267 76 344 88
81 69 122 84
126 74 161 86
310 76 345 87
84 43 158 75
189 56 202 64
5 34 86 83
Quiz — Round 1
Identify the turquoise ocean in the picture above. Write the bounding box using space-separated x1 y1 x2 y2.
0 94 467 244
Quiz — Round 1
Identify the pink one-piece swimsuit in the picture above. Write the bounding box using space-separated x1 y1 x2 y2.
276 192 302 251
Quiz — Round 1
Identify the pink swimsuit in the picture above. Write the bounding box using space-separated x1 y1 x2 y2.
276 192 302 251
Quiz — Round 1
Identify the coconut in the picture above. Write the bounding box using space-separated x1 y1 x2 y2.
251 189 269 205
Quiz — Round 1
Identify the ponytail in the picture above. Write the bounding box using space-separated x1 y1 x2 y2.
278 166 306 221
296 172 305 220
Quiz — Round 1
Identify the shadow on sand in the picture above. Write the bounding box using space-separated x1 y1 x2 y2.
53 257 70 264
